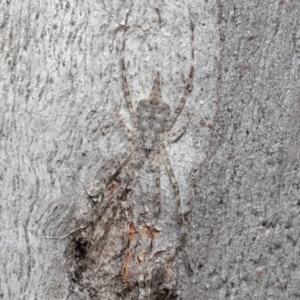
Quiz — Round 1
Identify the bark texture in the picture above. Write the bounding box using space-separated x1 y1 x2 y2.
1 0 299 299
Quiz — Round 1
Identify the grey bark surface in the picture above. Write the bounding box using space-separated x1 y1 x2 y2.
1 0 299 299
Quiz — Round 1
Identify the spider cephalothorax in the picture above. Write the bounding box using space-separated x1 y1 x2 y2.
136 73 171 150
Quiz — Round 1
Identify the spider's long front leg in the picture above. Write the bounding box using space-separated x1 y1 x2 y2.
121 14 139 128
163 114 192 143
166 22 195 131
160 144 184 225
88 142 135 200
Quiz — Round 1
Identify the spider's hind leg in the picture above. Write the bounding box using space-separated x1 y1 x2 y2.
118 108 137 138
115 147 142 200
161 145 194 275
160 145 183 225
153 148 162 224
88 143 135 200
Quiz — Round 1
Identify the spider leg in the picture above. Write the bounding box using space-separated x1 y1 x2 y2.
121 14 139 128
88 142 135 200
147 148 162 253
118 108 137 137
161 144 184 225
161 145 194 274
166 22 194 131
163 114 192 143
115 147 141 200
153 148 161 222
93 147 142 231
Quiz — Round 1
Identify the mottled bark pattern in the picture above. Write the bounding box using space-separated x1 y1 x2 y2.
1 0 299 299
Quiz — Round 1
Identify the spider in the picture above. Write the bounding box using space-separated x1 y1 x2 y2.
88 16 195 226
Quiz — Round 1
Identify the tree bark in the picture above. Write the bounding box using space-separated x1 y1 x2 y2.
1 0 300 299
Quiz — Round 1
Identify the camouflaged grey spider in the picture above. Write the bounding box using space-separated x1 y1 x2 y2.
88 18 195 225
